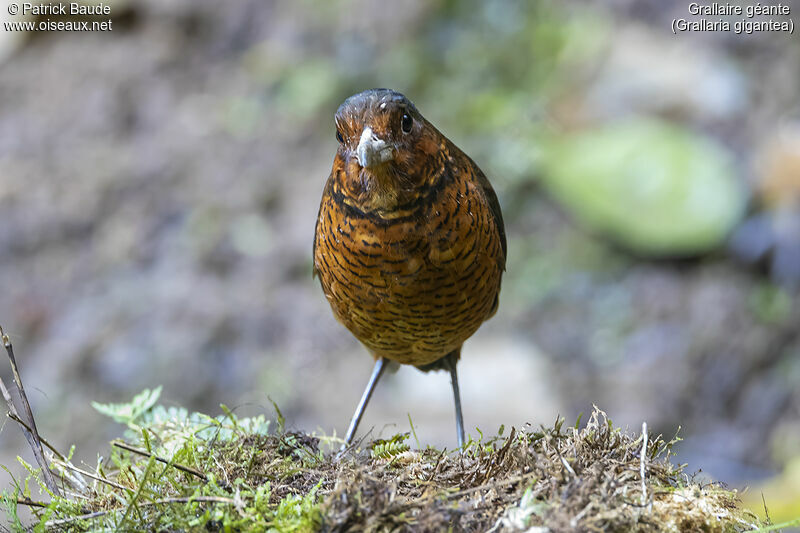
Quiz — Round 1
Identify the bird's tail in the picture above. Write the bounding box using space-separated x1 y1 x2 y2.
414 348 461 373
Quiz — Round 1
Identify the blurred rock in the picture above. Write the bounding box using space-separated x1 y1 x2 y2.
755 123 800 208
730 124 800 286
541 118 746 256
566 24 747 125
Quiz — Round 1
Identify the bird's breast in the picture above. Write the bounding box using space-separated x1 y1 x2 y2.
314 176 504 366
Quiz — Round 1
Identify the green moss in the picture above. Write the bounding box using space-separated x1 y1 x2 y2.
2 389 768 532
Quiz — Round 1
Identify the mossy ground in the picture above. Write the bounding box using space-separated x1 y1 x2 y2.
2 388 785 532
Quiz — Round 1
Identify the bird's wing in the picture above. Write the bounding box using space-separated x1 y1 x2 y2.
475 164 507 269
451 144 506 270
312 174 336 279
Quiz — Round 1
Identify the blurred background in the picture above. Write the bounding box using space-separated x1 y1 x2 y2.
1 0 799 524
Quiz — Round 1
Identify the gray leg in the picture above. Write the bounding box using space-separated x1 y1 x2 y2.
445 355 465 448
343 357 388 447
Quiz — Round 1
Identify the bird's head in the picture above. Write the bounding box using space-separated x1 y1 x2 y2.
332 89 446 215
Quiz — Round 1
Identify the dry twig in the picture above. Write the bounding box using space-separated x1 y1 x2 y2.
0 325 61 496
112 440 208 481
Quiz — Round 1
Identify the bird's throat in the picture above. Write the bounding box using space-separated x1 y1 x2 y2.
335 153 445 219
361 169 402 212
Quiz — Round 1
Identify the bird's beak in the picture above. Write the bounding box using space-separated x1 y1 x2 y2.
356 127 394 168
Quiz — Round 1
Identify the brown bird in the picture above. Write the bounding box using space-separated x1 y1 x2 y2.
313 89 506 447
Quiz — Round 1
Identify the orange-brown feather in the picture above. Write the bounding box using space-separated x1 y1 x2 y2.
314 89 505 367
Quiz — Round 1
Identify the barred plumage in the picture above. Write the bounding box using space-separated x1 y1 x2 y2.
313 89 506 447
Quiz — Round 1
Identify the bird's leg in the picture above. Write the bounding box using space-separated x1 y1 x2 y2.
342 357 388 448
444 353 465 449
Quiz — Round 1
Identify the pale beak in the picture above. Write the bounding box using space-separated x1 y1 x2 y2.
356 126 394 168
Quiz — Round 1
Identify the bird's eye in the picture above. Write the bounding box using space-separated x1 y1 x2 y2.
336 130 344 143
401 113 413 134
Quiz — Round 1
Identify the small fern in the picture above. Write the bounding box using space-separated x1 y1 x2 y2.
91 386 163 430
370 433 411 459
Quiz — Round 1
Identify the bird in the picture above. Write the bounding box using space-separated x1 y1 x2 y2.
313 88 506 448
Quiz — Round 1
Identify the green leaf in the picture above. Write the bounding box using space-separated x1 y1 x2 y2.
92 386 163 428
370 433 411 460
270 398 285 435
